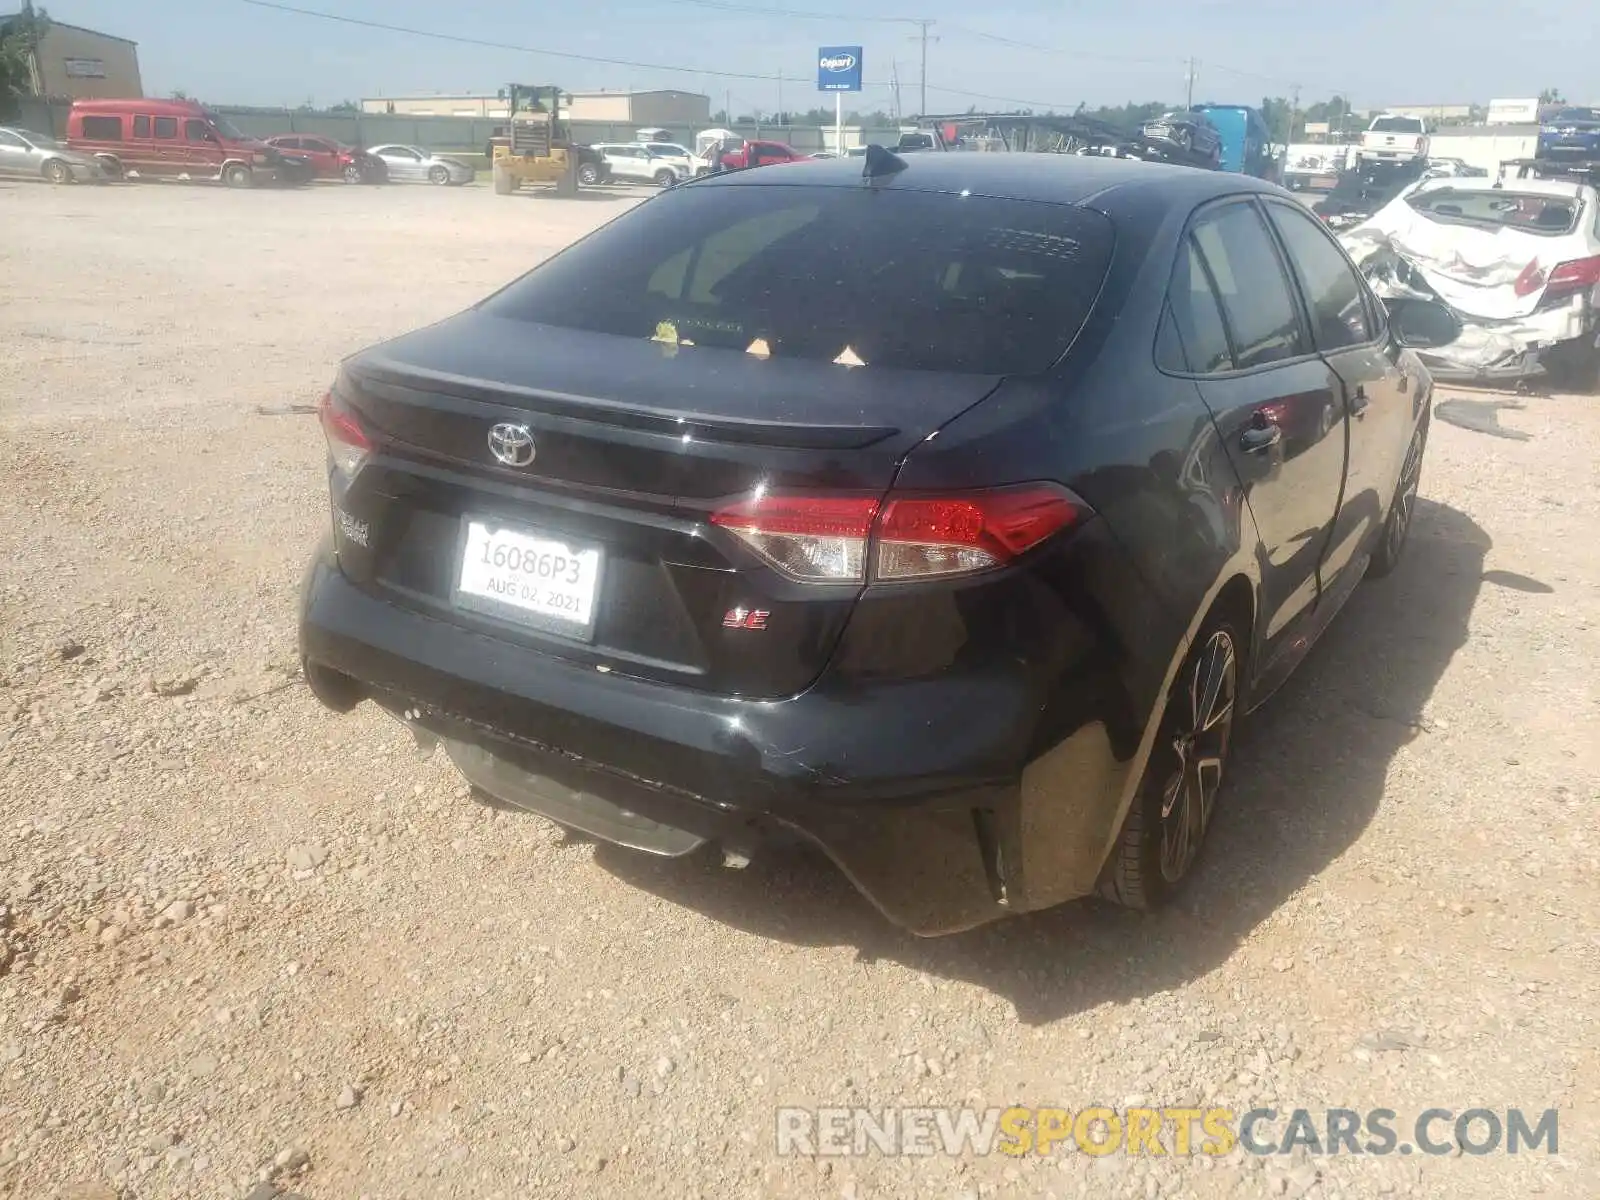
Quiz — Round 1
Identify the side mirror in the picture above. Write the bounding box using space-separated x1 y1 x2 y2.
1385 297 1462 349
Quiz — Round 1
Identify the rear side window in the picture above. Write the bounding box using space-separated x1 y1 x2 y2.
154 116 178 139
1264 202 1372 351
484 184 1116 375
1408 188 1580 235
80 115 122 140
1158 240 1234 374
1190 203 1307 370
133 115 151 138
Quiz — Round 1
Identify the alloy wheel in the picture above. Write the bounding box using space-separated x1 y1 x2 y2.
1157 628 1236 883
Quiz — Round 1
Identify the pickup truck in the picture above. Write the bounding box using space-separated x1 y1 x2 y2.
1357 114 1429 166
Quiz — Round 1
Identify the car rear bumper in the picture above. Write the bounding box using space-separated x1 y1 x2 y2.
298 539 1116 935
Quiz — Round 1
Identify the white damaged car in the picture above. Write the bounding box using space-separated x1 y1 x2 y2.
1339 175 1600 390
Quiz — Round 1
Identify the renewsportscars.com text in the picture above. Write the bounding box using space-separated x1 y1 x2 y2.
775 1106 1559 1158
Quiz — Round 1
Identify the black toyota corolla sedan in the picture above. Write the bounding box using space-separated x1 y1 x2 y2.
298 151 1460 936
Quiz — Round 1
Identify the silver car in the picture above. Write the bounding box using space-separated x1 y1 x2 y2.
366 144 475 186
0 125 106 184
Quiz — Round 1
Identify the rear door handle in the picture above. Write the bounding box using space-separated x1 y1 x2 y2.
1349 385 1370 417
1240 414 1282 454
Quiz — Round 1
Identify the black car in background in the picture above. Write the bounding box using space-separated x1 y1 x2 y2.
1313 158 1429 229
298 155 1459 935
1140 109 1223 168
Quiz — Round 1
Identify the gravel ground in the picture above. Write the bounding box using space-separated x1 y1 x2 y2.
1 179 1597 1200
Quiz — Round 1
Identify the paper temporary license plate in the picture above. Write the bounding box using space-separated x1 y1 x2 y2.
454 519 602 637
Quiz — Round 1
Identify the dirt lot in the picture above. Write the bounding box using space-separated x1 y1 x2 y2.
1 179 1597 1200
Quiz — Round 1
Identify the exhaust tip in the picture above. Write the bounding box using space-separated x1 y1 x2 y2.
302 659 365 713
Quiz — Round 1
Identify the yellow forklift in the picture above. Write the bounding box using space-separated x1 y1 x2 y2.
490 84 580 196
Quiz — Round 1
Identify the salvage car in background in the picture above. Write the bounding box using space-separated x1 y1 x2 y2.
366 145 475 185
641 141 710 177
299 155 1460 935
265 135 386 183
1340 175 1600 390
1139 109 1222 168
713 139 810 170
1313 158 1429 229
591 143 686 187
0 125 105 183
1536 106 1600 163
1424 156 1488 179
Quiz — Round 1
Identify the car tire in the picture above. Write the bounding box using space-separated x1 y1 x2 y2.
1100 619 1240 910
577 162 599 186
429 165 450 185
1367 414 1428 579
223 164 253 189
343 163 363 184
654 168 677 188
42 159 73 185
96 155 124 180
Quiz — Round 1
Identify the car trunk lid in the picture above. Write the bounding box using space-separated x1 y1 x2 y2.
330 312 1004 699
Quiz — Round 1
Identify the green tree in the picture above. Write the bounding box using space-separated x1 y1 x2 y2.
0 6 50 110
1539 87 1565 105
1259 96 1311 143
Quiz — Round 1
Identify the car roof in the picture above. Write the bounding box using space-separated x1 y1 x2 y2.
693 152 1282 213
72 97 203 114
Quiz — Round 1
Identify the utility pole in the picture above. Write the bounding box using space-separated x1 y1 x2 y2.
1289 83 1301 144
909 20 937 119
890 60 902 123
777 72 784 129
725 88 732 125
1184 57 1198 109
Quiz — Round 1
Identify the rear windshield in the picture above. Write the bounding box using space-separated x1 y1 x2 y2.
1371 117 1424 134
1407 188 1580 235
482 183 1115 375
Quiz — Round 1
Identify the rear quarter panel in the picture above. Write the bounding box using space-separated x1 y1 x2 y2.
870 186 1263 903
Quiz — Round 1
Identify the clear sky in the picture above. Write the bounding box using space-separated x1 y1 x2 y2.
46 0 1597 116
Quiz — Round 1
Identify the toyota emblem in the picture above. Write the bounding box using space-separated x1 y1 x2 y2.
487 422 536 468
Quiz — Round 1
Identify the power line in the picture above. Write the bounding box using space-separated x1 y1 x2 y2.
656 0 1339 93
655 0 920 22
240 0 1076 112
240 0 793 82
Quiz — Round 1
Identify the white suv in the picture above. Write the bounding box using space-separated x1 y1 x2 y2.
641 142 709 177
592 143 685 187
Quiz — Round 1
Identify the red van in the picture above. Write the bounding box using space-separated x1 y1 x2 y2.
67 98 285 187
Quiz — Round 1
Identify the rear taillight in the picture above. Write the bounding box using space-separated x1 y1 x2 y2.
317 388 371 480
709 494 878 582
710 484 1088 584
1543 254 1600 301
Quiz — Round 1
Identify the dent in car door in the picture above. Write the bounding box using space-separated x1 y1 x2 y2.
1261 199 1414 585
1169 200 1348 674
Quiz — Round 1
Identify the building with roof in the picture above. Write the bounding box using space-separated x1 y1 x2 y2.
362 88 711 127
0 9 141 99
